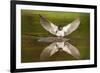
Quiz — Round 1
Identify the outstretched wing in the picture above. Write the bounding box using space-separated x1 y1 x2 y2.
62 18 80 36
40 42 58 60
63 42 80 59
40 15 58 35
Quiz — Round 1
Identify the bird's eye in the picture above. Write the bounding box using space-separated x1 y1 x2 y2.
59 27 62 30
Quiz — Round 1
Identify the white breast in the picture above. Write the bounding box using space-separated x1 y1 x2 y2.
56 42 64 48
56 31 64 37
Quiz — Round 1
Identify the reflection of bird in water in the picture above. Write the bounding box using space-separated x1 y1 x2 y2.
40 41 80 60
39 15 80 38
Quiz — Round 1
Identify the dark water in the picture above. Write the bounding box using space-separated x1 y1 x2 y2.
21 35 90 63
21 10 90 63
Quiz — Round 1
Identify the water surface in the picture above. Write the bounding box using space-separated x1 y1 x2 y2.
21 10 90 63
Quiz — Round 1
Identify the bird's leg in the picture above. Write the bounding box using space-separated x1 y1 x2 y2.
60 36 64 39
57 36 64 40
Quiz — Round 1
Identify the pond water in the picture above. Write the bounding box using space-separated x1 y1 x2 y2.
21 35 90 63
21 10 90 63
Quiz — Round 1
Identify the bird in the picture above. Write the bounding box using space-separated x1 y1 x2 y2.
40 41 80 60
39 15 80 38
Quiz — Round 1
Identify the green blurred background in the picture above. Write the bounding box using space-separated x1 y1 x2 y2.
21 10 90 63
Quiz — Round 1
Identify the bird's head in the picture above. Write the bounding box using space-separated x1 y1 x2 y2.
58 25 63 30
